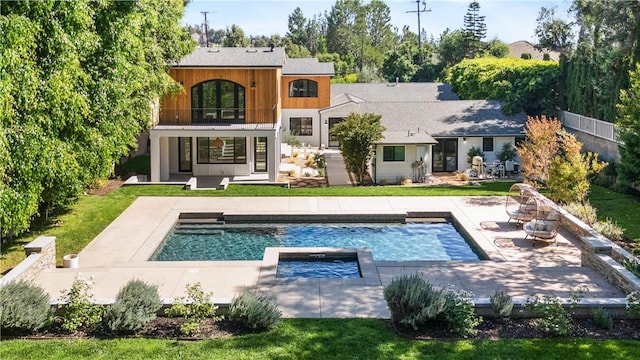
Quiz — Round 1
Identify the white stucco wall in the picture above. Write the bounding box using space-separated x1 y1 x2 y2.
374 144 432 184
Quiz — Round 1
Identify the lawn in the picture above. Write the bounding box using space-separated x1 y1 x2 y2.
1 319 638 360
588 185 640 242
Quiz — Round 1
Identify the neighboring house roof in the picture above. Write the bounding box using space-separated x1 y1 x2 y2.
282 58 335 76
326 82 527 139
508 40 561 61
331 82 459 102
172 46 286 67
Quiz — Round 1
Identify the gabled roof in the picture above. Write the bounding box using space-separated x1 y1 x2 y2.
326 82 527 138
282 58 335 76
358 100 526 138
173 47 286 67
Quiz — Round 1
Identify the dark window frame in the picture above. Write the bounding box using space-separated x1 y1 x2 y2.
382 146 405 162
191 80 245 123
289 79 318 98
289 117 313 136
196 137 247 164
482 137 494 152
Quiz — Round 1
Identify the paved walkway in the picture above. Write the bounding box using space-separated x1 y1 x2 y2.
32 196 624 318
322 149 352 186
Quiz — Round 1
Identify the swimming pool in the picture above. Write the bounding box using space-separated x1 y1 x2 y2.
151 222 482 262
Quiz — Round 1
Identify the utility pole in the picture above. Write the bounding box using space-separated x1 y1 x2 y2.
406 0 431 64
201 11 209 47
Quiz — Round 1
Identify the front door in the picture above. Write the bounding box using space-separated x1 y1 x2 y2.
432 139 457 172
328 117 343 148
178 137 192 172
254 137 267 172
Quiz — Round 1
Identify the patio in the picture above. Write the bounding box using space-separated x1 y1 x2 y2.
29 196 624 318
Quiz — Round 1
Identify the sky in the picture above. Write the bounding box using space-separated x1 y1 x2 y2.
182 0 574 45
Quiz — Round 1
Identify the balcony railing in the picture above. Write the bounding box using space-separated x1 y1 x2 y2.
159 107 277 125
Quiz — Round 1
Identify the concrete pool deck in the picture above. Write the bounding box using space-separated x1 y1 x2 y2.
31 196 624 318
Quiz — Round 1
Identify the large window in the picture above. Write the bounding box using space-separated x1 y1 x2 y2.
289 79 318 98
383 146 405 162
197 137 246 164
289 117 313 136
191 80 245 123
483 137 494 152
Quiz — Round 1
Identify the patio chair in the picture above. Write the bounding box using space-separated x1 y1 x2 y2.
505 183 537 225
523 200 561 246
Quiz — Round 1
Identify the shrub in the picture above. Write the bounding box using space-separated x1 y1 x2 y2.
592 307 613 330
229 290 282 330
562 201 598 225
593 219 625 242
543 53 551 61
626 291 640 318
521 53 532 60
496 142 517 162
440 288 481 337
282 134 301 146
383 274 447 330
622 259 640 278
165 283 220 335
0 281 52 333
467 146 484 165
58 274 103 333
490 289 514 321
521 287 585 337
104 279 162 333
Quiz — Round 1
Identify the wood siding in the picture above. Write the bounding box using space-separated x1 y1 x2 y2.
160 68 280 124
281 76 331 109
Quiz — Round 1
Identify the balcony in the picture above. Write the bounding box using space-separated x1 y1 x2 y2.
159 107 277 125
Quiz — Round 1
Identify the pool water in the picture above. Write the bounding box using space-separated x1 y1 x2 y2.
151 222 481 262
277 259 361 278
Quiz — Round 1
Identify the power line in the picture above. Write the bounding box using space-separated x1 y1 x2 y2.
406 0 431 64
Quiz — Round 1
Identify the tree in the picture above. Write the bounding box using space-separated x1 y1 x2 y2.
547 132 606 203
287 7 307 46
382 50 417 82
463 1 487 58
437 28 467 67
515 116 563 186
534 6 574 54
0 0 194 240
222 24 249 47
616 63 640 187
483 38 509 58
330 113 385 185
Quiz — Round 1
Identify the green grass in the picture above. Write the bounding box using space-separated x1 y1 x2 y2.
1 319 638 360
588 185 640 242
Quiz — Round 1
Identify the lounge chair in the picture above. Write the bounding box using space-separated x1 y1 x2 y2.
523 208 560 246
505 183 537 225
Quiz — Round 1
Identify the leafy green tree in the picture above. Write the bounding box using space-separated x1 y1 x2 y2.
463 1 487 58
330 113 385 185
446 58 560 115
382 50 417 82
534 6 574 54
223 24 249 47
437 29 467 67
483 38 509 58
0 0 194 240
547 132 606 203
616 63 640 187
287 7 308 46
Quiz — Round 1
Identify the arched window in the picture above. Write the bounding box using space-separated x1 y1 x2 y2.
191 80 245 123
289 79 318 98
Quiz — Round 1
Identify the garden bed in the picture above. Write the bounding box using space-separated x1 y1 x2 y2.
3 317 639 341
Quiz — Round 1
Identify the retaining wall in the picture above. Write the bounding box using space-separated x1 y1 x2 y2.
0 236 56 287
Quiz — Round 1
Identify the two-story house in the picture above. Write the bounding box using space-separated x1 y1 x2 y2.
149 46 334 182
